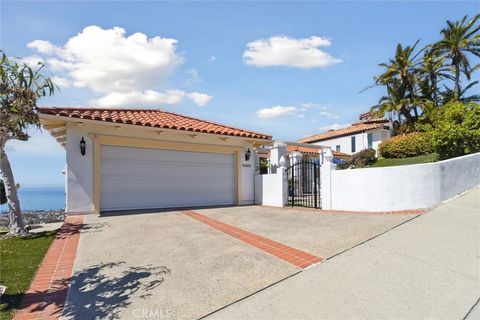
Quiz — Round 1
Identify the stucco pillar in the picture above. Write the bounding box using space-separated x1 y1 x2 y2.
279 155 288 207
320 148 336 210
270 142 287 174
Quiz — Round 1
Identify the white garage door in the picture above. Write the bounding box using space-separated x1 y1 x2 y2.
100 146 236 211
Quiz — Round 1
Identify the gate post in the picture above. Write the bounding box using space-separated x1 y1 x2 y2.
320 148 336 210
270 142 287 174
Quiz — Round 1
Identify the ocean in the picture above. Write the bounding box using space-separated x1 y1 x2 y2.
0 187 65 212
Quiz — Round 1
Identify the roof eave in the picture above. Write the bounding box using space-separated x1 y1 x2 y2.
39 113 273 144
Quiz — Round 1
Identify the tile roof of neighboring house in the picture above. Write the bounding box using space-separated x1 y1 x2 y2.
297 119 389 144
38 107 272 140
286 145 351 158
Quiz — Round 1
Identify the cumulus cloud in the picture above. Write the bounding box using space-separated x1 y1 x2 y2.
94 90 212 107
243 36 341 69
318 123 350 132
27 25 211 107
256 106 297 119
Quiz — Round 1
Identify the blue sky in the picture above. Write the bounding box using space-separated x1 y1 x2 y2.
1 1 477 188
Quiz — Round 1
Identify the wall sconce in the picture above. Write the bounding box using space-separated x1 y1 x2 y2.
245 148 251 161
80 137 86 156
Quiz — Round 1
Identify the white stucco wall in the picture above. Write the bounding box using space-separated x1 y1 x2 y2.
323 152 480 211
254 172 287 207
312 129 389 155
65 121 258 213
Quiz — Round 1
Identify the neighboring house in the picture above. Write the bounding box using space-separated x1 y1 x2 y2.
298 112 391 155
286 145 351 162
39 107 272 214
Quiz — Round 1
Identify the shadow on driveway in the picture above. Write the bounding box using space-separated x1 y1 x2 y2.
63 261 171 319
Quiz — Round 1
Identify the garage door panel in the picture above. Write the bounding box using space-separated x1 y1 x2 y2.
100 146 236 211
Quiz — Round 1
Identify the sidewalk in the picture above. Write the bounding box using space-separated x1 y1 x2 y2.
208 187 480 320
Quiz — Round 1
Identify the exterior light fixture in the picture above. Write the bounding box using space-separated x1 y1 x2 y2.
80 137 86 156
245 148 251 161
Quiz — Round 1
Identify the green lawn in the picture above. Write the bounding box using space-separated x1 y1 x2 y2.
369 154 438 168
0 231 57 320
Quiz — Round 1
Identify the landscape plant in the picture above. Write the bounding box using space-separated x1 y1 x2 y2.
0 52 55 236
368 14 479 133
378 132 434 158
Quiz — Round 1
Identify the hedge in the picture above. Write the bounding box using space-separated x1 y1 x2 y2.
379 132 434 158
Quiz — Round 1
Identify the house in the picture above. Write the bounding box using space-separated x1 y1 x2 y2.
298 112 391 155
286 145 351 162
39 107 272 214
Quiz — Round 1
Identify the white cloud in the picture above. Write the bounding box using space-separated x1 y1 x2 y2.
243 36 341 69
94 89 212 107
187 92 212 106
27 25 212 107
319 110 339 119
27 40 57 54
209 56 216 62
318 123 350 132
15 55 44 67
51 76 72 88
256 106 297 119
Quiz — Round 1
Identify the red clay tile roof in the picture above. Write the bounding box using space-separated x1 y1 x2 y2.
287 145 351 158
38 107 272 140
297 119 389 144
287 145 320 154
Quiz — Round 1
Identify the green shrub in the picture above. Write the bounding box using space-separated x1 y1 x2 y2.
379 132 434 158
430 102 480 160
337 148 376 169
352 148 377 167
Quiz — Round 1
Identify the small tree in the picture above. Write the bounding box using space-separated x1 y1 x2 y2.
0 52 55 235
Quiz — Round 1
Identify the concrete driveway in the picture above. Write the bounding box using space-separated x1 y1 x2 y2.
62 207 420 319
195 206 416 258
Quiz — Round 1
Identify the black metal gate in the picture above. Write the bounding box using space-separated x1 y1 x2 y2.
286 159 321 208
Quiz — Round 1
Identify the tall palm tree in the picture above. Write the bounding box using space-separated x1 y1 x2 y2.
433 14 480 100
418 49 453 107
375 40 423 117
371 78 414 128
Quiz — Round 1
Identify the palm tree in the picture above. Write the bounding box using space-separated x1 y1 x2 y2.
418 49 453 107
441 81 480 104
371 78 414 130
375 40 423 117
433 14 480 100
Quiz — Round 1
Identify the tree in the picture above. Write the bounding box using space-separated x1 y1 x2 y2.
418 49 453 107
433 14 480 100
370 78 415 133
0 52 55 235
375 41 423 118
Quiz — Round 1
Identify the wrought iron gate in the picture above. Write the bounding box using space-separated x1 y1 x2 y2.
285 159 321 208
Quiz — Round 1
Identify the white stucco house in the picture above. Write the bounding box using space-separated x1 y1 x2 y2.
298 112 391 156
39 107 272 214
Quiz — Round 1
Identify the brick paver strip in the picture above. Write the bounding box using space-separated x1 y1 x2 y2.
183 210 323 269
13 215 84 320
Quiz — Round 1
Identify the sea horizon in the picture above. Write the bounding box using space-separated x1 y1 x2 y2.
0 186 65 212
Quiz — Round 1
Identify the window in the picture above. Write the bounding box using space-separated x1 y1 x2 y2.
336 145 341 152
367 133 373 149
351 136 356 153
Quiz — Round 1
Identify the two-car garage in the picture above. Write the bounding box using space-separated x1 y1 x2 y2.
100 146 237 212
39 107 272 214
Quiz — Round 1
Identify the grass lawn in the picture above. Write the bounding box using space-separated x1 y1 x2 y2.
369 154 438 168
0 231 57 320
